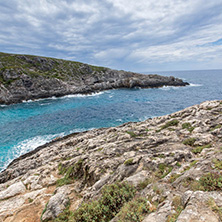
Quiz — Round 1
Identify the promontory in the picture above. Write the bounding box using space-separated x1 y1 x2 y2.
0 52 188 105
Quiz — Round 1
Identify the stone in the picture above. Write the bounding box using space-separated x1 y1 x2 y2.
41 186 71 221
0 181 26 200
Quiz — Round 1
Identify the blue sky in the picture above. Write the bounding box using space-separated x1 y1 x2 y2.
0 0 222 72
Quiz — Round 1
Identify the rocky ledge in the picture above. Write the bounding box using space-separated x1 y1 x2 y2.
1 100 222 222
0 52 188 105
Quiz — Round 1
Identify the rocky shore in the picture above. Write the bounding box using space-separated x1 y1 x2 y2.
0 52 188 105
0 100 222 221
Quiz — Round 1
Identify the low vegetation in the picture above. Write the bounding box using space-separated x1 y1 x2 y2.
199 172 222 191
71 182 135 222
182 122 195 133
182 137 196 146
158 119 179 131
124 158 134 166
117 197 150 222
167 196 183 222
57 159 84 187
155 163 173 179
0 52 107 86
192 144 212 154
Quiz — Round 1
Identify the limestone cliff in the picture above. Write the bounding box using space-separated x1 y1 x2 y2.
0 100 222 221
0 52 188 104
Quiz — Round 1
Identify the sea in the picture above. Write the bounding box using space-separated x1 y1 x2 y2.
0 69 221 171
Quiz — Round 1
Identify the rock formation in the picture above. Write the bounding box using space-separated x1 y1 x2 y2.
0 52 188 105
0 100 222 221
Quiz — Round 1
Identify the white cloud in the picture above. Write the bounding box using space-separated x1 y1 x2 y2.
0 0 221 71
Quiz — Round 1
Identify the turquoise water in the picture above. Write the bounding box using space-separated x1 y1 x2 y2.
0 69 222 171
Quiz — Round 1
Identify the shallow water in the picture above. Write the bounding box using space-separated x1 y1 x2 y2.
0 69 221 171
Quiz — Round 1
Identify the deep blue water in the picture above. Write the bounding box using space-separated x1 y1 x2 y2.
0 69 221 171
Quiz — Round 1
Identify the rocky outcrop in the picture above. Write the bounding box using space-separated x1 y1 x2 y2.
1 100 222 221
0 52 188 104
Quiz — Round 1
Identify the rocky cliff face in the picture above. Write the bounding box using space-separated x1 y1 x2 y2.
0 52 188 104
0 100 222 221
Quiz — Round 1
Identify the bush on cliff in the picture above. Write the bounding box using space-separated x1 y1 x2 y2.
71 182 136 222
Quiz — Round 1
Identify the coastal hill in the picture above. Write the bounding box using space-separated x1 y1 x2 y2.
0 52 188 104
0 100 222 221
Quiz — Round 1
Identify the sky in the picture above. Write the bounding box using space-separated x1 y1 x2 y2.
0 0 222 72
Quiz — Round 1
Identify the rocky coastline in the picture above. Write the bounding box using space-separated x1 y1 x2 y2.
0 52 188 105
0 100 222 221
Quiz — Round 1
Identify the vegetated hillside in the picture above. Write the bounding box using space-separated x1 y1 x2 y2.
0 100 222 221
0 52 188 104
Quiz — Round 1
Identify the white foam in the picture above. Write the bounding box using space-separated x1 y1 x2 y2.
0 105 7 107
189 83 202 87
22 92 104 104
1 133 65 172
160 85 180 90
62 92 104 98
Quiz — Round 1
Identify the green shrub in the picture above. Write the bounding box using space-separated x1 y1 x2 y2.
160 119 179 131
155 163 173 179
182 122 191 129
213 159 222 170
117 197 149 222
71 182 136 222
56 159 84 187
182 138 196 146
182 122 195 133
200 172 222 191
192 144 211 154
126 131 138 137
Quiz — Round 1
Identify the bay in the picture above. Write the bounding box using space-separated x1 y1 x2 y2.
0 69 221 171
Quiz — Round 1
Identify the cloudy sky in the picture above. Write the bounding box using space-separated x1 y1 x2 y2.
0 0 222 72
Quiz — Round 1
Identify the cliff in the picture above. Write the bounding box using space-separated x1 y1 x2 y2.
0 100 222 221
0 52 188 104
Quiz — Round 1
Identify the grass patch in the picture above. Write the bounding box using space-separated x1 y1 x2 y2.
124 158 134 166
182 138 196 146
199 172 222 191
57 159 84 187
192 144 212 154
159 119 179 131
126 131 141 137
213 159 222 170
182 160 198 172
117 197 150 222
168 173 181 183
182 122 195 133
155 163 173 179
211 124 222 131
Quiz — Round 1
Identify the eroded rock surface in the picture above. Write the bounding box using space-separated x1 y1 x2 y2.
0 100 222 221
0 52 188 104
